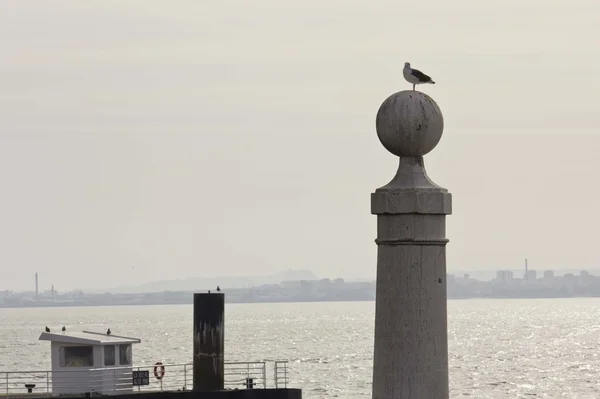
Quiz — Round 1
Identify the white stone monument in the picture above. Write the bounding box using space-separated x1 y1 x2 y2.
371 90 451 399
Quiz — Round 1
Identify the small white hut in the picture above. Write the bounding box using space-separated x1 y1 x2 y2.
38 330 141 396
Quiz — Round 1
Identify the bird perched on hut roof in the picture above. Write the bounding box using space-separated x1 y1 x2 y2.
403 62 435 91
106 328 111 335
216 286 221 292
45 326 50 332
62 326 66 332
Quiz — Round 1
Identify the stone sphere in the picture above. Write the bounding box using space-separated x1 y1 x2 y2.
375 90 444 157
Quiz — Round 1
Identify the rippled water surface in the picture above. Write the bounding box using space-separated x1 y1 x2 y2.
1 298 600 398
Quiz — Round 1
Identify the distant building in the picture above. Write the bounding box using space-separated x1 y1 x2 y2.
543 270 554 279
496 270 513 282
525 270 537 281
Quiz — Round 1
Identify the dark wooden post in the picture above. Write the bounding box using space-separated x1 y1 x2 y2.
193 292 225 391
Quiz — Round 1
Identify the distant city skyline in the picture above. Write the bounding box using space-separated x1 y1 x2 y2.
3 267 600 309
5 259 600 293
4 264 600 295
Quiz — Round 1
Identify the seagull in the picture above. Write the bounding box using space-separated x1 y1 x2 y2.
403 62 435 91
106 328 111 335
62 326 66 332
45 326 50 332
216 286 221 292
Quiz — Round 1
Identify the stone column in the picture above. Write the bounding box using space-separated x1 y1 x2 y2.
371 91 451 399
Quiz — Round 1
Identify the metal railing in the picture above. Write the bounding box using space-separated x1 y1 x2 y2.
0 360 288 397
274 360 289 388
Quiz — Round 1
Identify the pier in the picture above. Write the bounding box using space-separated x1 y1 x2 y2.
1 292 300 398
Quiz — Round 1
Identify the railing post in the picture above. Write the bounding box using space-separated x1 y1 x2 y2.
5 372 8 398
183 364 187 391
274 363 278 389
262 362 266 389
136 367 141 392
46 371 50 398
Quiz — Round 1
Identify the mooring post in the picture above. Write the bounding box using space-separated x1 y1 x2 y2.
193 292 225 391
371 91 451 399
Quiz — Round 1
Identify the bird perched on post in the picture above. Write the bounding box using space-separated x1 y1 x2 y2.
403 62 435 91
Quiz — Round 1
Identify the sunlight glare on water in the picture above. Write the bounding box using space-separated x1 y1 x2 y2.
1 298 600 398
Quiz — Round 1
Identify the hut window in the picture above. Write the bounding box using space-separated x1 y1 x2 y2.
119 344 131 365
59 346 94 367
104 345 115 366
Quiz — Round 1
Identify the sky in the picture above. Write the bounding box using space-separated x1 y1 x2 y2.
1 0 600 292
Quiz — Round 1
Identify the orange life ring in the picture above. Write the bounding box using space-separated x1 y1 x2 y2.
153 362 165 380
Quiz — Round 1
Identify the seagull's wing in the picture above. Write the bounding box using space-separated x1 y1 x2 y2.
411 68 433 82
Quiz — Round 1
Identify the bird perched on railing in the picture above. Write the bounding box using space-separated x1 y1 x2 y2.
403 62 435 91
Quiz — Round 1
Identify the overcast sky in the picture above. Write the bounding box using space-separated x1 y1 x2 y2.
1 0 600 291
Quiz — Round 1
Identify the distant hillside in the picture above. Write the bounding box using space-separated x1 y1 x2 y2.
102 269 319 294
